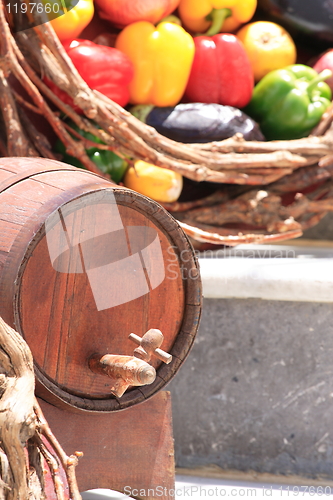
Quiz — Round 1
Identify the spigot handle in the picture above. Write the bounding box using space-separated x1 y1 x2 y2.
129 329 172 365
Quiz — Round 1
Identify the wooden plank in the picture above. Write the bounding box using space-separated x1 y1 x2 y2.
0 220 21 253
0 191 42 225
0 250 7 274
35 170 108 191
0 157 75 174
0 169 14 183
8 178 63 203
38 391 175 499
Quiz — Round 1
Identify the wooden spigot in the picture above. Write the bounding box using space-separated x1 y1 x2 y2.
129 329 172 365
89 330 172 398
89 354 156 398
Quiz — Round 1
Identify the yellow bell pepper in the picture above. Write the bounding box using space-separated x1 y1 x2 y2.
48 0 94 42
123 160 183 203
178 0 257 35
115 21 195 107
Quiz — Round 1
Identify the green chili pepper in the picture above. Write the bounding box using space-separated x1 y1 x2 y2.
54 120 128 184
245 64 332 140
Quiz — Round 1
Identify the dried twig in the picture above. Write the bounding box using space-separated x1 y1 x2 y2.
3 3 333 183
0 316 82 500
1 0 333 245
34 401 83 500
179 221 303 246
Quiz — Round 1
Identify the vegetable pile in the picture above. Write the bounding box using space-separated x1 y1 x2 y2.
2 0 333 246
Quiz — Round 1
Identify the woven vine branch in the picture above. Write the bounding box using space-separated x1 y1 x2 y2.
1 0 333 244
0 316 82 500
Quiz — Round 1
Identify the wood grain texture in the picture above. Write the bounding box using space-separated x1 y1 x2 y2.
0 158 202 412
39 392 175 500
0 161 112 329
19 201 184 397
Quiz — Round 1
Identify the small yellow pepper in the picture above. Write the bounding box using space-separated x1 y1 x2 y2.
178 0 257 35
115 21 195 107
123 161 183 203
48 0 94 41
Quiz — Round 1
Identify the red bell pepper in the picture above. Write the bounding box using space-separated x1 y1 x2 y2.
94 0 180 28
45 39 134 111
185 34 254 108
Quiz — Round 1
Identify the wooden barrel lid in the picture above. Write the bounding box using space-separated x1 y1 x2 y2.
0 158 201 412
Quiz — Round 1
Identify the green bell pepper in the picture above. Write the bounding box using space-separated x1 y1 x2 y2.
245 64 332 140
54 120 128 183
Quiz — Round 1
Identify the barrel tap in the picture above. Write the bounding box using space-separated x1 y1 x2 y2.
89 329 172 398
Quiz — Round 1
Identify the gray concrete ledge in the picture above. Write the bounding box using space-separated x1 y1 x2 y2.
169 244 333 480
198 244 333 302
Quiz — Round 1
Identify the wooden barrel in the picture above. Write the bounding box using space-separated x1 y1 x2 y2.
0 157 201 412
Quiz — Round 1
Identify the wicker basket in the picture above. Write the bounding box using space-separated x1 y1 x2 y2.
2 2 333 248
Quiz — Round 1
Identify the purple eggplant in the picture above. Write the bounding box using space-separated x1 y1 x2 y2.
131 103 265 143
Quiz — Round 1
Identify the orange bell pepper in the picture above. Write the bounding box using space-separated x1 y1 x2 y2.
47 0 94 42
115 21 195 107
178 0 257 35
